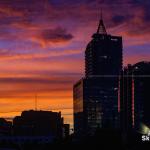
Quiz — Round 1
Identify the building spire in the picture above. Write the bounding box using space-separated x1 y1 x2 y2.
96 9 107 34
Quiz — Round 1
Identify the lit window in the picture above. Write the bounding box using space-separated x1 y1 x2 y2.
111 38 118 41
101 56 108 59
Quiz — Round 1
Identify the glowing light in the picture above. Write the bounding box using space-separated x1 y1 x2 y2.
140 123 150 135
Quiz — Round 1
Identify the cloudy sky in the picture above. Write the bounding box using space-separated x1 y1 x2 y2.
0 0 149 127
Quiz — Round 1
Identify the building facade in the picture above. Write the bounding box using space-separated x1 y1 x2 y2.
119 61 150 135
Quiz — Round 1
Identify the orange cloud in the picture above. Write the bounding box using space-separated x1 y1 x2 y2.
0 48 81 61
124 54 150 65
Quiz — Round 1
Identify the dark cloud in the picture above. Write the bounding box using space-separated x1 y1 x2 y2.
39 27 73 42
36 27 73 47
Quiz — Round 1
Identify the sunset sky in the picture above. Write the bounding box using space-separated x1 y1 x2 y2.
0 0 150 128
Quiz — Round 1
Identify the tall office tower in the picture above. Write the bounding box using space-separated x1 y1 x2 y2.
120 61 150 135
73 15 123 135
85 17 122 77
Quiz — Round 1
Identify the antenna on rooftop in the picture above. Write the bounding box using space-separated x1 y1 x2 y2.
35 94 37 111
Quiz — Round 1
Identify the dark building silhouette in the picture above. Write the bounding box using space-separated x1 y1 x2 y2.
13 110 64 138
63 124 70 137
0 118 12 136
73 15 123 135
119 61 150 135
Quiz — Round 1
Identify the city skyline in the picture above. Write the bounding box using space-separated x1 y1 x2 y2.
0 0 150 127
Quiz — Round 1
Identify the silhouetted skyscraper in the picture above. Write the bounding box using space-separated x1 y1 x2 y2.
73 15 123 135
120 61 150 135
85 16 122 77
